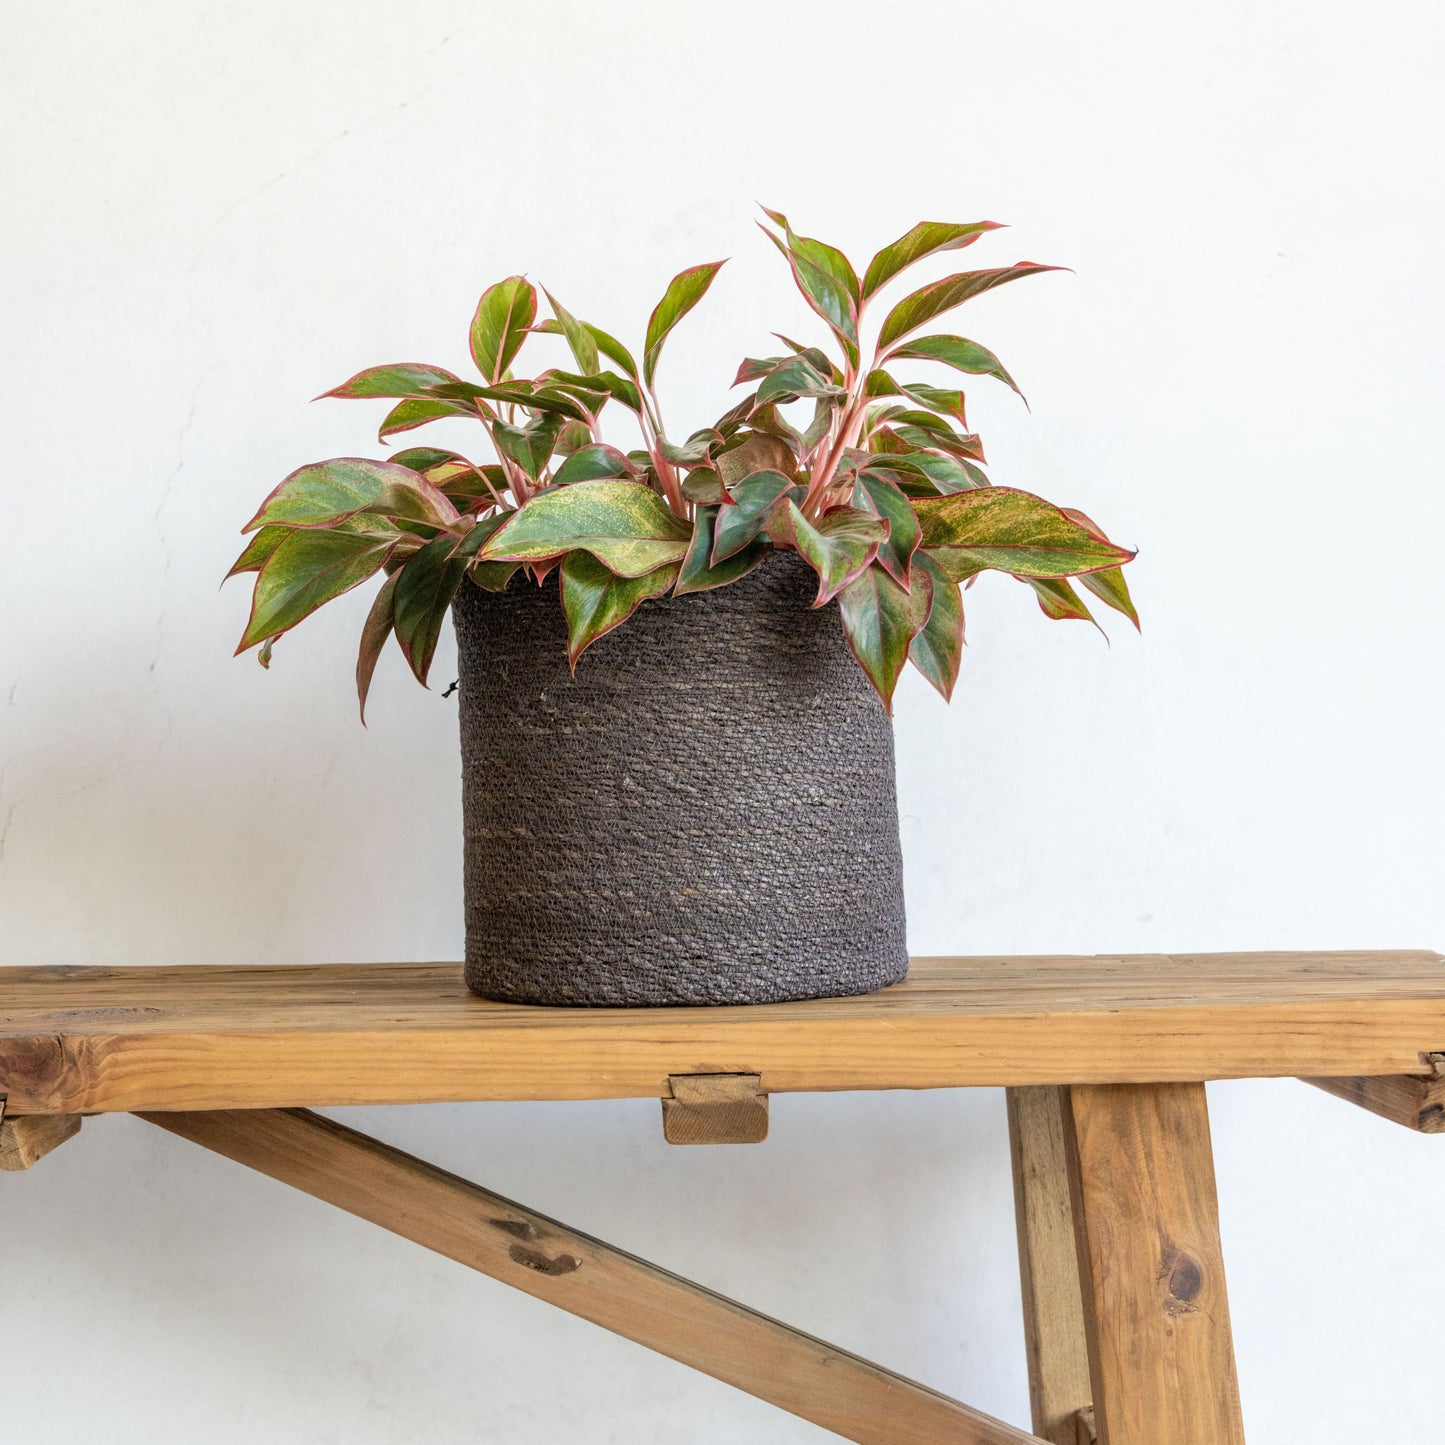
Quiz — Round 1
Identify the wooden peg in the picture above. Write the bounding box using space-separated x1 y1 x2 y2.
662 1074 768 1145
0 1110 83 1171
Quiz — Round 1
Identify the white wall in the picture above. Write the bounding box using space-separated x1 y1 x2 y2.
3 2 1443 1440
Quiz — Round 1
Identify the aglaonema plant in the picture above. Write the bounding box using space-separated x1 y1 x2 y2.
231 208 1138 717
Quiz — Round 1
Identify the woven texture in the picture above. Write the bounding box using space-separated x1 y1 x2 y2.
452 552 908 1007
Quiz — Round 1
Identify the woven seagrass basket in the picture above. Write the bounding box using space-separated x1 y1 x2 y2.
451 551 908 1007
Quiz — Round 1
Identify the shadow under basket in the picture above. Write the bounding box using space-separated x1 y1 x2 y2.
451 552 908 1007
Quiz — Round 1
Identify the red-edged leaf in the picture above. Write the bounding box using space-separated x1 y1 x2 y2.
882 333 1025 402
244 458 460 534
226 526 288 578
319 363 460 400
711 470 798 563
877 264 1062 351
237 529 396 653
837 561 919 713
675 505 769 596
759 224 859 368
643 261 726 387
378 397 475 439
553 443 634 485
480 479 690 577
852 471 921 587
1060 507 1140 629
470 276 537 384
862 221 1003 299
391 534 468 686
908 550 965 700
542 289 600 375
1021 575 1101 628
914 487 1134 581
560 551 680 665
355 570 401 723
716 433 797 489
1078 565 1139 629
769 501 886 606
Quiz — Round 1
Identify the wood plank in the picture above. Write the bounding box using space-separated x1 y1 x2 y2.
139 1107 1041 1445
1007 1087 1093 1445
662 1074 769 1145
1304 1057 1445 1132
1063 1083 1244 1445
0 1110 82 1170
3 952 1442 1114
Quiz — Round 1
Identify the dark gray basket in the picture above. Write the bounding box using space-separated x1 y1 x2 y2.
451 552 908 1007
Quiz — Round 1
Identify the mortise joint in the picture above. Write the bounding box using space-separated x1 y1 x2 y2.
508 1244 581 1276
662 1073 768 1146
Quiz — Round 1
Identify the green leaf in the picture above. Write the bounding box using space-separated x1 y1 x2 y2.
320 363 462 400
388 447 466 472
542 289 599 375
378 397 475 439
883 333 1025 401
237 529 396 653
226 526 288 578
392 534 469 686
907 551 965 700
865 449 987 495
429 380 590 423
852 471 921 587
470 276 537 384
837 562 919 713
861 221 1002 299
480 479 690 577
458 514 521 592
913 487 1134 582
1078 564 1140 629
680 467 725 504
553 443 633 485
877 264 1062 351
355 569 401 723
1059 507 1140 629
675 506 769 596
536 320 641 381
1023 576 1098 624
769 501 887 606
737 353 845 406
887 381 970 426
245 458 460 534
585 324 640 380
493 413 562 480
560 551 680 665
759 224 859 367
711 470 798 563
643 260 726 387
716 432 797 489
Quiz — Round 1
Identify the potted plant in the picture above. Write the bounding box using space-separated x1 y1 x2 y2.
231 208 1137 1007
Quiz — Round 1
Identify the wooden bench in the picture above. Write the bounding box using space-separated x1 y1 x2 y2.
3 950 1442 1443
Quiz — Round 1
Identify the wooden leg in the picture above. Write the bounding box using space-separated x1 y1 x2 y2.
140 1108 1040 1445
1007 1087 1094 1445
1063 1083 1245 1445
0 1110 82 1171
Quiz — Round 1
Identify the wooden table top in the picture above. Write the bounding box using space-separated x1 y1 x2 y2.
2 951 1443 1114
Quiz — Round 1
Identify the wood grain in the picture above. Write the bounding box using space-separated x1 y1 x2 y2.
3 952 1443 1114
0 1110 82 1170
1064 1083 1245 1445
1305 1057 1445 1132
662 1074 769 1145
1007 1087 1092 1444
140 1107 1041 1445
